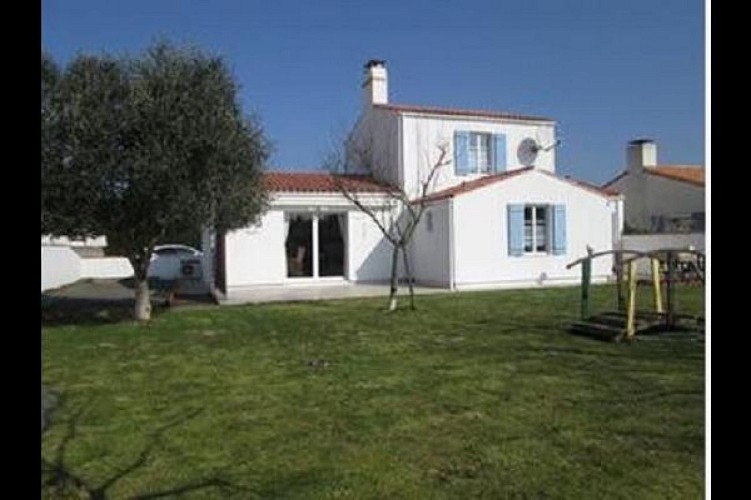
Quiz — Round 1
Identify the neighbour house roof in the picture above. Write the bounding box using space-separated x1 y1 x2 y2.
645 165 705 187
373 103 554 123
602 165 705 189
418 167 620 204
263 172 393 194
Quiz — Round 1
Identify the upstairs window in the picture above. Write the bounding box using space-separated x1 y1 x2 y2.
469 133 492 173
454 131 506 176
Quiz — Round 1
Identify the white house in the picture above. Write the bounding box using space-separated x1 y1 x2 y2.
603 139 705 233
203 60 624 300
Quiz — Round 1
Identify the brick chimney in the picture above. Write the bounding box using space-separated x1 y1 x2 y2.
626 139 657 172
362 59 388 108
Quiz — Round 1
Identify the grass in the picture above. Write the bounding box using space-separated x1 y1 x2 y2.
42 284 705 499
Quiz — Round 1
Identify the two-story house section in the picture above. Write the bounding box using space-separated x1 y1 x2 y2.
203 60 624 300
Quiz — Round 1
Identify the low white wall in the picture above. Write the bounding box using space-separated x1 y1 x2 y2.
41 235 107 247
43 246 134 292
621 233 705 253
80 258 134 279
620 233 705 276
42 246 81 291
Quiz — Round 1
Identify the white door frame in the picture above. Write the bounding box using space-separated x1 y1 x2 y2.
284 210 347 282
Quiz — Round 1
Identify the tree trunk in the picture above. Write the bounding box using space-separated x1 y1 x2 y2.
134 277 152 322
402 247 415 310
132 252 153 322
388 244 399 312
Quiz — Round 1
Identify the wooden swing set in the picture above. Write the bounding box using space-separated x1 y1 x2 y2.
566 248 705 342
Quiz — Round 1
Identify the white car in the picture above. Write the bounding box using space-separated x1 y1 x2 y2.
147 244 203 281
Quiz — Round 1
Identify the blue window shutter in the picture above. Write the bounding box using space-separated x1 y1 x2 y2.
454 131 470 175
507 204 524 257
493 134 507 173
553 204 567 255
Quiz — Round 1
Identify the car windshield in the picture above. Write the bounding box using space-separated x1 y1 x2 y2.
154 246 197 256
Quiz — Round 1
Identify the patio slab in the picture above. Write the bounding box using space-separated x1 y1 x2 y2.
219 282 449 305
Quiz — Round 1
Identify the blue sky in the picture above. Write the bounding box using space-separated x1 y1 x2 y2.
42 0 705 184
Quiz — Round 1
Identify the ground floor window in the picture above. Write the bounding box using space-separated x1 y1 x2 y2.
508 203 566 257
285 212 345 278
524 205 550 253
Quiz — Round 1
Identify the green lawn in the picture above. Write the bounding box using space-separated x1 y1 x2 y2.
42 285 705 499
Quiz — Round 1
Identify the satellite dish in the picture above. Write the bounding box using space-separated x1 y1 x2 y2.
518 138 539 166
518 135 561 166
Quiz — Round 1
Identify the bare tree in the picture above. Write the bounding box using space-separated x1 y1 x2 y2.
327 141 451 311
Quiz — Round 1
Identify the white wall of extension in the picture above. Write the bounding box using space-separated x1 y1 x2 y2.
449 170 620 289
221 202 396 296
408 201 452 287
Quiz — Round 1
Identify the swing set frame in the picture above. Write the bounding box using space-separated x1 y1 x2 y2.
566 248 705 342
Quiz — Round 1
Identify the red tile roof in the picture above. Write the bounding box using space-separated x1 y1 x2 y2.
542 171 621 197
263 172 393 194
419 168 533 202
646 165 705 186
374 103 554 123
419 167 619 203
602 165 705 189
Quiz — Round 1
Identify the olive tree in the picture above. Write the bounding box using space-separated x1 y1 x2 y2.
42 42 269 320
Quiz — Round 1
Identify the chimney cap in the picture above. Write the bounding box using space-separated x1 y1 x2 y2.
364 59 386 69
628 138 655 145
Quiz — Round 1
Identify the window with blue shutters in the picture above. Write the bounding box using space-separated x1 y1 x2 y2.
507 204 524 256
454 131 470 175
552 204 567 255
508 203 567 256
493 134 506 173
455 131 507 175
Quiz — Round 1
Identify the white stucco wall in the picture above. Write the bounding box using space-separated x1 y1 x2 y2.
222 193 397 294
400 114 556 198
80 258 133 279
451 170 618 289
346 209 394 282
409 201 451 287
42 247 134 291
225 210 287 289
42 246 82 291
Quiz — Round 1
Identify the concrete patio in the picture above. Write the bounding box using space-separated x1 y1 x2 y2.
218 282 449 305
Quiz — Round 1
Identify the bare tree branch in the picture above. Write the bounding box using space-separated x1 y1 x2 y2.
325 137 451 311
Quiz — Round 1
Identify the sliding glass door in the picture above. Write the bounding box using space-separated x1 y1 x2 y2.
285 214 314 277
285 212 346 279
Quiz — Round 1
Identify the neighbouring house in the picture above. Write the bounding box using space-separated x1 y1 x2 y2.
202 60 624 300
603 139 705 234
